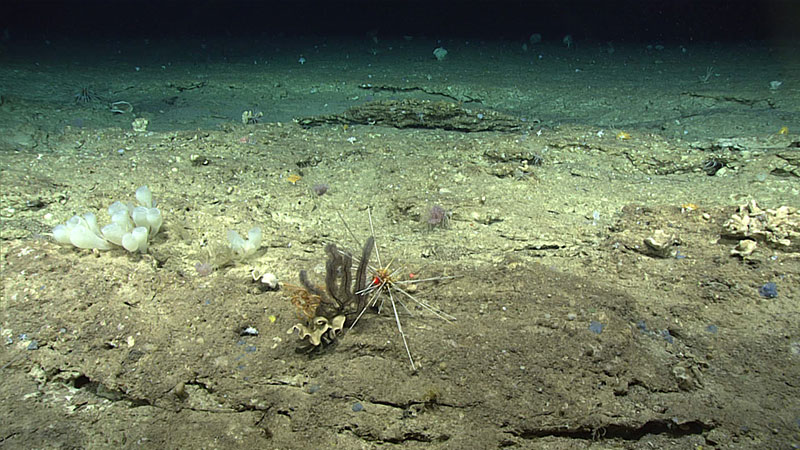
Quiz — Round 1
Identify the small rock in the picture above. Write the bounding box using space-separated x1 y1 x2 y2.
731 239 757 258
643 229 676 258
174 382 187 400
758 282 778 298
588 321 604 334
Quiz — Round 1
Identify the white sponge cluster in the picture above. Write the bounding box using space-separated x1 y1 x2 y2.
53 186 163 253
227 226 262 258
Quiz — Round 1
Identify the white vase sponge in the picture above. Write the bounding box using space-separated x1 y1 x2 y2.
53 213 113 250
52 185 164 253
132 206 163 236
122 227 150 253
227 226 262 258
101 210 134 245
135 185 155 208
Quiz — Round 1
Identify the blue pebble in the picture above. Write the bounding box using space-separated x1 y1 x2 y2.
352 402 364 412
660 329 674 344
589 321 604 334
706 324 718 334
636 320 648 332
759 282 778 298
27 340 39 350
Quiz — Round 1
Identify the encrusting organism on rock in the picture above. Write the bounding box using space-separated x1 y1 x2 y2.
287 209 457 370
287 237 373 347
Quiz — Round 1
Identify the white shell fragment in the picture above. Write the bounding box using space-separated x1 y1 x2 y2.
259 272 279 290
251 268 279 291
110 101 133 114
241 327 259 336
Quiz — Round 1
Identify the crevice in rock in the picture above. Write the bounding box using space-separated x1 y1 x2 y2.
58 371 151 407
510 418 711 441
